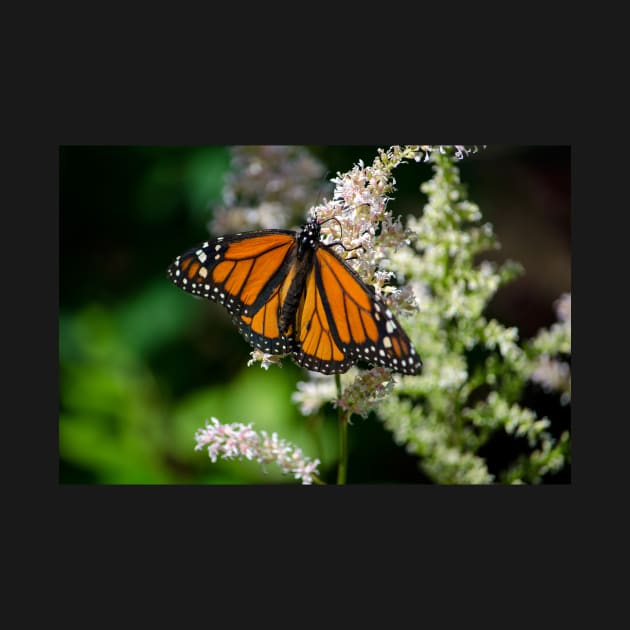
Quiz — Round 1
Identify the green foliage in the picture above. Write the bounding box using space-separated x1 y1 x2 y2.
379 150 571 484
135 147 230 222
60 303 334 483
60 306 174 483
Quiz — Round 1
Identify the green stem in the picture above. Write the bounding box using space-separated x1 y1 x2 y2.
336 374 348 485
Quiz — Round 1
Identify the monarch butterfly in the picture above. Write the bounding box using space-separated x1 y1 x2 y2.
167 216 422 375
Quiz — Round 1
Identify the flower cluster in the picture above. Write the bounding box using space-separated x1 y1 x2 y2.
481 394 570 484
333 367 395 420
530 292 571 356
247 349 284 371
414 145 487 162
309 148 420 293
376 148 570 484
194 417 320 485
209 145 330 235
291 367 395 419
555 292 571 324
291 373 338 416
530 355 571 397
528 292 571 404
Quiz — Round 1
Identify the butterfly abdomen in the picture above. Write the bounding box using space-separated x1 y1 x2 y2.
278 227 319 334
278 261 310 335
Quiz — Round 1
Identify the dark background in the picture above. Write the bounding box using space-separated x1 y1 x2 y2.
59 145 570 484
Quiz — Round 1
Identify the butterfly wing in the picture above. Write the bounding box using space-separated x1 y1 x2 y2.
292 246 422 375
167 230 300 355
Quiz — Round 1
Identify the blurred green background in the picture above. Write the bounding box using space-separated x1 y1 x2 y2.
59 145 570 484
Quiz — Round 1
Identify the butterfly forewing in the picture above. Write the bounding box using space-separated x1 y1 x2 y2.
292 266 350 374
167 230 298 355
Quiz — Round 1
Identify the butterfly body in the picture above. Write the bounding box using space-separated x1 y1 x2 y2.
278 221 318 335
167 217 422 375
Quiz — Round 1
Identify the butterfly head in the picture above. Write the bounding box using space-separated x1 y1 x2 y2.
297 216 322 257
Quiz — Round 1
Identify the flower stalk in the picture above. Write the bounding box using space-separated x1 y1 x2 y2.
335 373 349 485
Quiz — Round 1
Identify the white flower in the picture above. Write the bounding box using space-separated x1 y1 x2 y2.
194 418 320 485
248 349 284 370
334 367 394 419
530 355 571 395
554 293 571 324
291 378 337 415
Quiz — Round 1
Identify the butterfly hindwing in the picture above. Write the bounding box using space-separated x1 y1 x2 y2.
292 265 352 374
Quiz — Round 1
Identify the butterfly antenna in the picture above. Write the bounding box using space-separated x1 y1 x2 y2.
319 215 344 237
317 170 331 202
312 170 365 256
319 215 365 256
310 170 333 220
